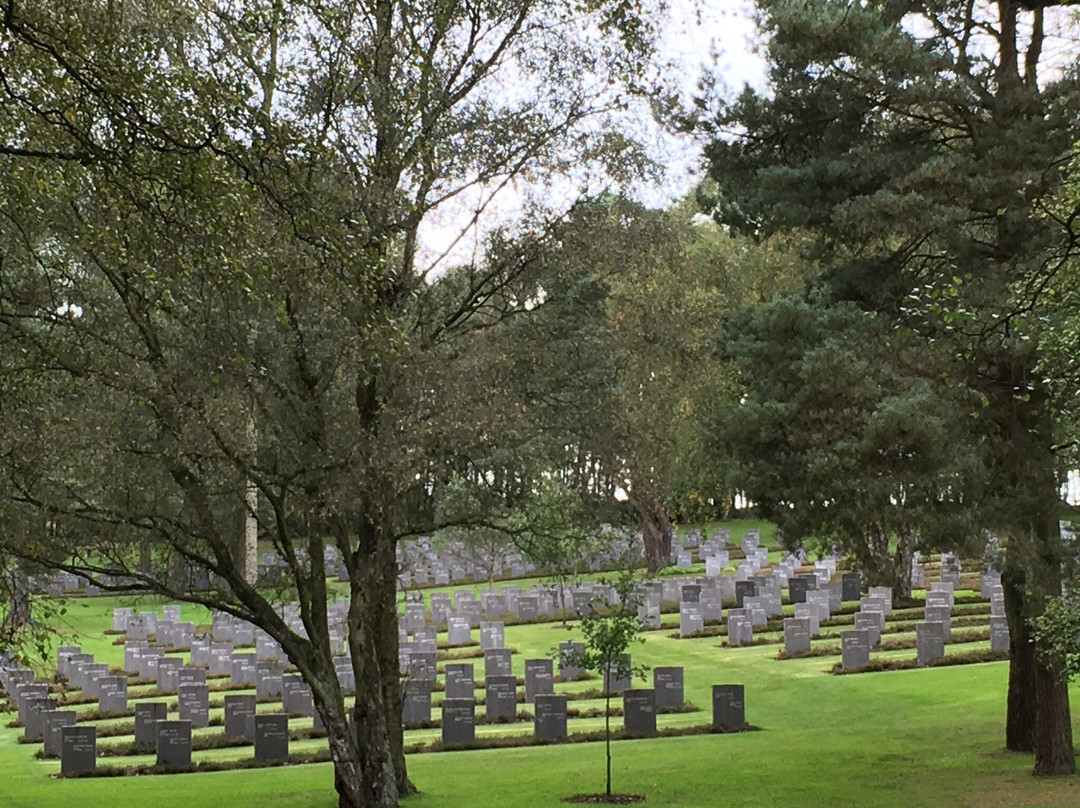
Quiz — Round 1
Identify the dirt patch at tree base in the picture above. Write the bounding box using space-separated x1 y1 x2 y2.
562 794 645 804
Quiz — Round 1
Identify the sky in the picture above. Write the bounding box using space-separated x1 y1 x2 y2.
415 1 768 272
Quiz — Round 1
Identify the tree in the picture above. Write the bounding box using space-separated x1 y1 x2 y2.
714 295 986 600
703 0 1080 773
563 569 648 800
0 1 668 805
499 196 806 570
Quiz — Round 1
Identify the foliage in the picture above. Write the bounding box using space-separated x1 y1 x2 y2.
562 568 649 797
702 0 1080 773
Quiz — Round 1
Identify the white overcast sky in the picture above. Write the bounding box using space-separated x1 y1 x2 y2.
416 1 767 272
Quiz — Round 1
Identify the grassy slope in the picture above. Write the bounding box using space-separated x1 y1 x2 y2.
4 519 1080 808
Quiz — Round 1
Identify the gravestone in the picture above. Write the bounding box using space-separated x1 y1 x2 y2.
681 584 702 603
44 711 77 758
98 676 128 713
916 621 945 667
24 697 56 742
990 616 1010 653
924 604 952 641
841 630 871 671
60 725 96 776
224 694 257 738
653 666 684 709
794 603 820 637
134 702 168 750
441 699 475 746
623 689 657 737
734 580 756 607
603 654 632 694
254 714 290 762
524 659 554 703
788 576 810 604
444 663 475 700
712 684 745 730
484 649 512 679
679 603 704 637
156 720 192 768
783 617 812 654
727 611 752 647
447 617 472 646
841 572 861 602
854 612 881 648
485 675 518 721
480 622 505 651
112 608 132 632
178 683 210 728
533 693 568 741
402 679 433 726
178 667 206 688
559 641 586 681
516 596 539 622
282 675 315 717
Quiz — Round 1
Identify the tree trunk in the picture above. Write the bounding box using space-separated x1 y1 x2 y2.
1003 562 1036 753
342 519 413 807
890 525 915 602
636 500 671 573
1032 655 1075 775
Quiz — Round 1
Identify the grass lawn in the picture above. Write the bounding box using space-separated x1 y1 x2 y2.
3 521 1080 807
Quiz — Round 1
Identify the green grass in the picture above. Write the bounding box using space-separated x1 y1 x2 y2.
5 534 1080 807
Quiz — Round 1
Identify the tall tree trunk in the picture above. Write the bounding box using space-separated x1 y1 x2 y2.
636 500 671 573
346 517 413 807
1003 562 1036 753
1032 656 1075 775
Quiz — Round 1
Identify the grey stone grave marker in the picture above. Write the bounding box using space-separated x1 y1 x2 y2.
98 676 128 713
679 603 704 637
783 617 812 654
156 720 192 768
402 679 433 726
44 711 77 758
712 684 745 730
623 689 657 737
854 612 881 647
484 649 512 679
524 658 554 703
653 666 684 709
841 629 871 670
533 693 568 741
444 663 475 700
603 654 631 694
916 621 945 667
485 675 518 721
60 725 96 776
178 683 210 728
254 714 290 762
24 696 56 742
441 699 475 746
990 616 1010 652
559 641 586 681
225 694 257 738
134 702 167 750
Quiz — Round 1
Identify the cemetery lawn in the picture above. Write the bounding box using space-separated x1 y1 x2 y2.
5 522 1080 808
